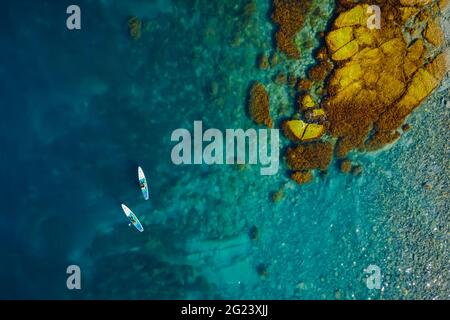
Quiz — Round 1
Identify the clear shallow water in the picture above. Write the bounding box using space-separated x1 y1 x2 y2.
0 0 448 299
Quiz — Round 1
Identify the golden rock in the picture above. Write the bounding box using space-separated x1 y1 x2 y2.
301 94 317 109
283 120 325 142
332 40 359 61
354 27 376 46
424 19 444 46
303 124 326 141
326 27 353 52
400 0 432 6
334 4 368 28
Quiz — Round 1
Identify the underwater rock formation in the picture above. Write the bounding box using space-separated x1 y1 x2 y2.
271 0 312 59
288 74 298 87
340 159 352 173
299 93 317 110
242 0 447 184
286 142 333 171
308 60 333 82
271 186 285 202
128 17 142 40
266 0 448 183
257 53 270 70
321 1 448 157
297 78 313 91
291 170 313 184
324 1 448 156
282 119 325 142
273 72 288 85
256 263 269 279
270 52 279 67
248 82 273 128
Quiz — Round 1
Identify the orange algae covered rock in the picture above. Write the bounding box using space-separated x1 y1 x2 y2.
300 94 316 110
270 52 279 67
326 27 354 52
320 0 448 155
403 39 425 78
271 0 312 59
302 124 326 141
259 0 448 183
365 130 401 151
331 40 359 61
340 159 352 173
400 0 432 5
440 0 449 9
286 142 333 171
333 4 369 27
297 78 312 91
304 108 327 122
367 52 447 149
273 73 288 85
288 74 297 87
424 19 444 46
308 61 333 82
248 82 273 128
291 170 313 185
283 120 307 141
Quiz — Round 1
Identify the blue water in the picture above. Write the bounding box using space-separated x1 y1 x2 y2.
0 0 448 299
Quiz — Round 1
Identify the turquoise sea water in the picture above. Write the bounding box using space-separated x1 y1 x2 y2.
0 0 448 299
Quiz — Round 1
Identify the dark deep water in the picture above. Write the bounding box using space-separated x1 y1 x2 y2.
0 0 204 298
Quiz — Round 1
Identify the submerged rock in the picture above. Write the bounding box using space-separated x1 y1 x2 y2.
402 123 411 132
340 159 352 173
323 1 448 155
258 0 448 184
297 78 312 92
299 94 316 110
304 108 327 122
273 72 288 85
248 82 273 128
291 170 313 185
286 142 333 171
209 81 219 97
270 52 279 67
351 164 363 176
128 16 142 40
271 0 312 59
257 53 270 70
271 186 285 202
